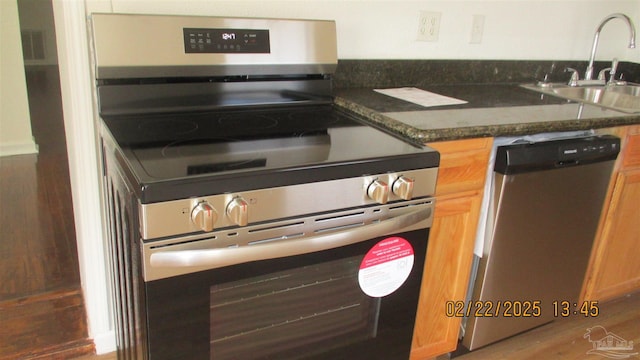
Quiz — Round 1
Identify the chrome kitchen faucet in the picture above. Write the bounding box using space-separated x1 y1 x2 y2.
584 13 636 81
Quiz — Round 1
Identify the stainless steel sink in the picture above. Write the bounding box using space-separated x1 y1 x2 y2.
522 83 640 113
606 84 640 96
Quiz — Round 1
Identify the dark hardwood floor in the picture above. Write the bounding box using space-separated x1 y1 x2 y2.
0 66 93 359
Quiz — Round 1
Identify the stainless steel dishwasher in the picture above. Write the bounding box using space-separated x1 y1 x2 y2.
462 135 620 351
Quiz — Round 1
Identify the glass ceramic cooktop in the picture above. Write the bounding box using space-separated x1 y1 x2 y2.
102 104 430 181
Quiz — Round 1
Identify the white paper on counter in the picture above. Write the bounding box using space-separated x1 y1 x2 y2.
374 87 467 108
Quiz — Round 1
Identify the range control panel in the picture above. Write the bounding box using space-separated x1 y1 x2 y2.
183 28 270 53
138 168 439 239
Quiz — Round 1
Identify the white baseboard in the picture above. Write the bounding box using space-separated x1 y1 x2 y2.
93 330 117 355
0 140 38 157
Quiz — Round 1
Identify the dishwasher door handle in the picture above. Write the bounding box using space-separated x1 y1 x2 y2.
149 206 431 273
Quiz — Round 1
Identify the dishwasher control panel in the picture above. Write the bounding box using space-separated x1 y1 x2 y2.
559 136 620 160
495 135 620 174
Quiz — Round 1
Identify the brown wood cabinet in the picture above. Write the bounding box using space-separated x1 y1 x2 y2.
582 125 640 303
411 138 492 360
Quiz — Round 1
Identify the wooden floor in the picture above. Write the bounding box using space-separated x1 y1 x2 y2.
70 291 640 360
0 66 93 358
455 291 640 360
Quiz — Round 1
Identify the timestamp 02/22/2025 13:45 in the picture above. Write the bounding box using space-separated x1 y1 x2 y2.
445 300 600 318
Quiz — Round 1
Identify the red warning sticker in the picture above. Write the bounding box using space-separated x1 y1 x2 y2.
358 237 414 298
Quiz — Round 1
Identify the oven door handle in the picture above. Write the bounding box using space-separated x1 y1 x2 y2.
149 206 431 271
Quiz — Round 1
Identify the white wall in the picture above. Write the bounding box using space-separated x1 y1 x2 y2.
59 0 639 355
0 0 38 157
92 0 640 62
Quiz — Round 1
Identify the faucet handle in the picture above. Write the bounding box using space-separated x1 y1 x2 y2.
598 68 611 81
565 67 580 86
543 62 557 80
607 58 619 85
536 62 557 87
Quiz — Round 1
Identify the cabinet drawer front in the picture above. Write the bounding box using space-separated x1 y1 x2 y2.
427 138 492 196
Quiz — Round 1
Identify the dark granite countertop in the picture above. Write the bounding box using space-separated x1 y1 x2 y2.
334 84 640 143
331 60 640 144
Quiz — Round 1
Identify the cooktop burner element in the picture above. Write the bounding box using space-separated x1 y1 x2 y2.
103 105 344 146
216 114 279 130
137 119 200 137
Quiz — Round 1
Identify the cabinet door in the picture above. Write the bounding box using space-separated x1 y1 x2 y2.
411 193 482 359
584 169 640 302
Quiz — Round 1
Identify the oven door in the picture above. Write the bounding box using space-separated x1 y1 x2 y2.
142 200 433 360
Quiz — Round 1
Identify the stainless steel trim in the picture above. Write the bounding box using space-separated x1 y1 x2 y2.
95 64 338 80
91 14 338 79
143 199 433 281
138 168 438 239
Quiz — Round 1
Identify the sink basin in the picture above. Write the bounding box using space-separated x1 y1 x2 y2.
606 84 640 96
522 83 640 113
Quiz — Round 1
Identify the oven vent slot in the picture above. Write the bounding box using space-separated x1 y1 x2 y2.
248 221 305 234
315 211 366 223
313 209 375 235
248 232 305 246
149 235 218 250
314 222 365 234
389 199 433 211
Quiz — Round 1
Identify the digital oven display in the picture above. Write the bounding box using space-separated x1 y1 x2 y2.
184 28 270 53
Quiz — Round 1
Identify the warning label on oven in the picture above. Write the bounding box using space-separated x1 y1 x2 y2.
358 237 414 298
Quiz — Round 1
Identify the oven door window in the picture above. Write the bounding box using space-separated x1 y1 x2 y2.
144 228 427 360
210 256 379 359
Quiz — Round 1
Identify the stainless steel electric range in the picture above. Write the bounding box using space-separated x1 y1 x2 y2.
92 13 439 360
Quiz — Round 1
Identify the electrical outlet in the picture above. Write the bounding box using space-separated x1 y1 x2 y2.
470 14 485 44
417 11 441 42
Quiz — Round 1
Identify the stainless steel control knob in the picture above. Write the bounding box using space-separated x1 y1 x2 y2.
191 202 217 232
392 176 415 200
226 196 249 226
367 179 389 204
